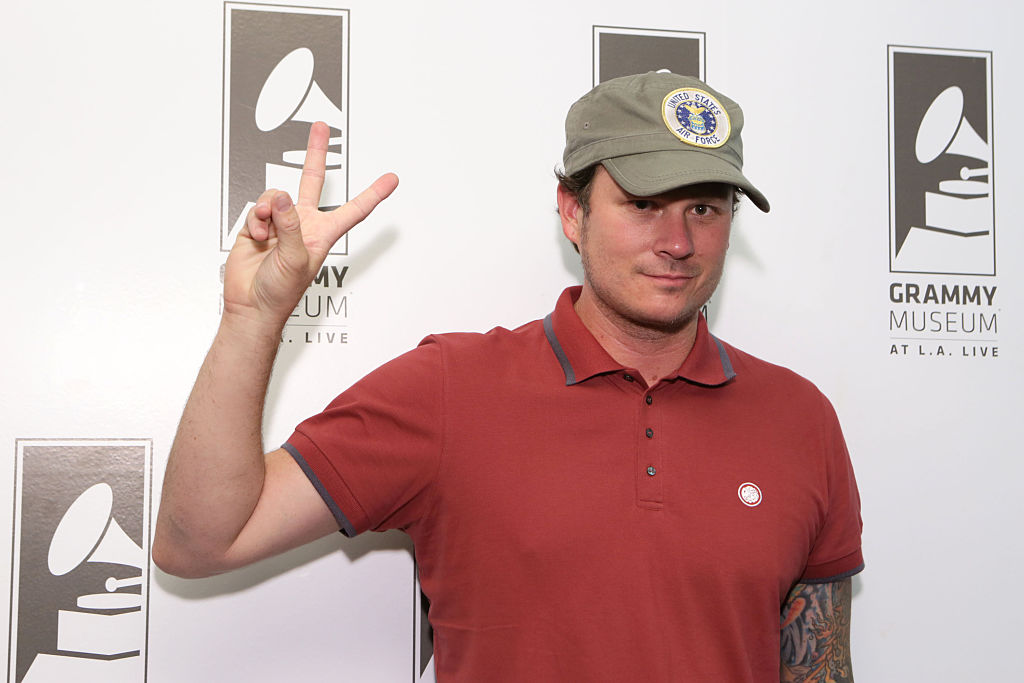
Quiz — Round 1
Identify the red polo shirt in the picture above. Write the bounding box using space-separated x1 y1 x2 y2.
286 286 863 682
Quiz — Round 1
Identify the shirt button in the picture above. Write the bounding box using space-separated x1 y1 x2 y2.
645 428 654 438
645 395 653 405
623 374 635 382
646 466 657 476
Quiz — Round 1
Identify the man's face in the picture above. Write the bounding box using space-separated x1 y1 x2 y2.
558 166 733 336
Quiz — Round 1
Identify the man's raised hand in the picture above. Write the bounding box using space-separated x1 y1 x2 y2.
223 121 398 330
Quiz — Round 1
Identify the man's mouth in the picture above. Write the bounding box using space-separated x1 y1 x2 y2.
642 271 697 282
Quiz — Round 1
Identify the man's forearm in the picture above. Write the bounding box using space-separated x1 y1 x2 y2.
152 314 282 577
780 578 854 682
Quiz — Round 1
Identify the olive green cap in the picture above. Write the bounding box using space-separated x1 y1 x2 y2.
562 71 769 212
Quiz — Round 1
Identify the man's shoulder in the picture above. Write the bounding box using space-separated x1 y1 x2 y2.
715 337 830 402
338 317 550 404
416 317 548 356
711 337 848 442
385 317 557 389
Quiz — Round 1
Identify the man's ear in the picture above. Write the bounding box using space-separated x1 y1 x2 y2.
556 183 582 247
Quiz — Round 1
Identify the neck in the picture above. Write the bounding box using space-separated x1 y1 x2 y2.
573 290 700 385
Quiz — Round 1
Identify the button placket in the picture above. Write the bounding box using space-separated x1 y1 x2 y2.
637 388 663 507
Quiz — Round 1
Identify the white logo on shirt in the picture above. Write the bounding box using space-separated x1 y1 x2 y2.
738 482 762 507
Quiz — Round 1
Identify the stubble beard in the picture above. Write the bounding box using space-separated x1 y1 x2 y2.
579 250 724 340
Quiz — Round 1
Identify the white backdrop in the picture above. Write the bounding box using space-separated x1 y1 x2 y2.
2 0 1021 680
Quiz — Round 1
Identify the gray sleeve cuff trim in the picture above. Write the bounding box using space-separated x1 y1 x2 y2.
800 563 865 584
282 441 358 537
543 313 577 385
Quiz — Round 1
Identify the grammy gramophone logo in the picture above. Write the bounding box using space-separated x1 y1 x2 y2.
592 25 704 85
221 4 349 253
888 46 995 275
9 440 151 682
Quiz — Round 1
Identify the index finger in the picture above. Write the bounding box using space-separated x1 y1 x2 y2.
314 173 399 251
296 121 330 209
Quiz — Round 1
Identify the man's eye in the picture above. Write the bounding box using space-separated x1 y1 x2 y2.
633 200 653 210
693 205 710 216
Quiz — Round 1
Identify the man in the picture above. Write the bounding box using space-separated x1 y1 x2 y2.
154 72 863 681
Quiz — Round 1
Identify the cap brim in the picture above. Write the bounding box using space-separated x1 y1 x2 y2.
602 151 770 212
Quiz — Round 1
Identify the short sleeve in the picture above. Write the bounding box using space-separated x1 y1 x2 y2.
284 338 445 536
800 397 864 583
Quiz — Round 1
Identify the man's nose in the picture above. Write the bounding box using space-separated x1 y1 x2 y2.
652 214 695 259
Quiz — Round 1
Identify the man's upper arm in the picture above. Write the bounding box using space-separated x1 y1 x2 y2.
780 578 854 683
217 448 341 572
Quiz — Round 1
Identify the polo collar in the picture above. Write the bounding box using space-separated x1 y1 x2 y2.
543 286 736 388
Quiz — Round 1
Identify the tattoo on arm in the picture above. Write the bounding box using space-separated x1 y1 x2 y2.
780 578 853 683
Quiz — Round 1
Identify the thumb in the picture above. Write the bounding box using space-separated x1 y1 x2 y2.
269 191 309 272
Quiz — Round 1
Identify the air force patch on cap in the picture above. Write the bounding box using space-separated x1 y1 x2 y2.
662 88 731 149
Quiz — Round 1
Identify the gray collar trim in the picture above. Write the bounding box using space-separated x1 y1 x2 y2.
543 313 577 385
544 311 736 387
710 334 737 381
